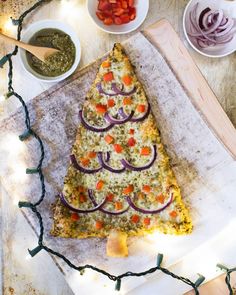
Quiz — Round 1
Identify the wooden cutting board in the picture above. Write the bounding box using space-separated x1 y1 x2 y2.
143 19 236 160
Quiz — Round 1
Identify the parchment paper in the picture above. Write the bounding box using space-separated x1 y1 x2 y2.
0 33 235 294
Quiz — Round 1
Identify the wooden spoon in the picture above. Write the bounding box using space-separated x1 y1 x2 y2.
0 32 59 62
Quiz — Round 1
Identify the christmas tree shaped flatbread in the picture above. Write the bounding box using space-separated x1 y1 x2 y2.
51 43 192 257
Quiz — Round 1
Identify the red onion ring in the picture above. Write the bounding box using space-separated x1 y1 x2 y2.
59 192 107 213
88 189 130 215
126 192 173 214
97 152 125 173
79 109 114 133
70 154 102 174
187 3 236 48
111 83 136 96
121 145 157 172
96 82 119 96
96 82 136 96
104 108 134 125
119 103 151 123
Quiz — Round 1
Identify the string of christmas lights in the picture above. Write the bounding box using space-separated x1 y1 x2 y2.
0 1 235 293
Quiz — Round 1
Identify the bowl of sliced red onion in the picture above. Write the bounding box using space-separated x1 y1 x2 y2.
183 0 236 57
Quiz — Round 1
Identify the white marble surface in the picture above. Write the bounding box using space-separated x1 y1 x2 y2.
0 1 236 294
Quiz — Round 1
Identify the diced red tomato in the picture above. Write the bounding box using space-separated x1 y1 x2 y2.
156 194 165 204
96 103 107 114
115 201 123 210
128 0 134 6
95 220 103 229
79 194 87 203
123 184 134 194
120 14 130 23
143 217 151 226
76 185 85 193
140 147 151 156
96 180 105 190
169 210 178 218
80 158 90 167
129 128 135 135
103 17 113 25
113 8 125 16
114 16 122 25
128 137 136 147
107 98 115 107
113 143 123 153
96 11 105 21
142 185 151 193
137 104 146 113
98 0 112 11
71 213 80 221
122 75 132 86
106 193 114 202
131 214 140 223
102 61 111 68
123 97 132 105
105 134 114 144
103 72 114 82
96 0 136 26
121 0 128 9
88 151 97 159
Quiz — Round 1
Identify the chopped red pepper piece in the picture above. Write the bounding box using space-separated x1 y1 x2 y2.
143 217 151 226
122 75 132 86
107 98 115 107
106 193 114 202
96 180 105 190
142 185 151 193
131 214 140 223
103 72 114 82
105 134 114 144
71 212 80 221
123 184 134 194
113 143 123 153
137 104 146 113
140 147 151 156
128 137 136 147
96 104 107 114
95 220 103 229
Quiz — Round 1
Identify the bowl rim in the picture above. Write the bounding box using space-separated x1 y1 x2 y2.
183 0 236 58
19 19 81 82
86 0 149 35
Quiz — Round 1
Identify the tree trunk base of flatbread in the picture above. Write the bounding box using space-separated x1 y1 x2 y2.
106 230 128 257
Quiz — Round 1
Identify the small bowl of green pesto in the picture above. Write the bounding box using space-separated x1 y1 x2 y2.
19 20 81 82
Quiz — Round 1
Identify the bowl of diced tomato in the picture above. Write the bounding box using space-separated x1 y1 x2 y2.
87 0 149 34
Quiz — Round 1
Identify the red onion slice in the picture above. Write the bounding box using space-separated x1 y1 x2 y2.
119 103 151 123
79 109 114 133
88 189 130 215
59 192 107 213
104 108 134 125
111 83 136 96
187 3 236 48
97 152 125 173
96 82 119 96
96 82 136 96
121 145 157 172
70 154 102 174
126 192 173 214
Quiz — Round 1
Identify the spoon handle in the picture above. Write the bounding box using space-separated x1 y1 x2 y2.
0 33 33 51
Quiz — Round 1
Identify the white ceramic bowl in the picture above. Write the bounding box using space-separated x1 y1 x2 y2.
183 0 236 58
87 0 149 34
20 20 81 82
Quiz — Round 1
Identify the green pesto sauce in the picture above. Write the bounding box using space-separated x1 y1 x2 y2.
26 28 76 77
